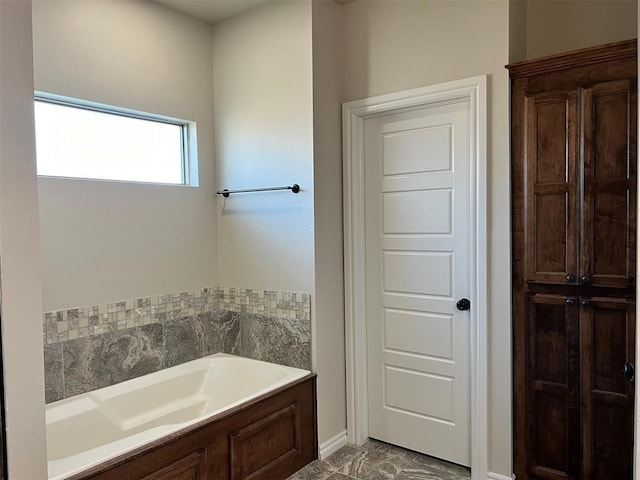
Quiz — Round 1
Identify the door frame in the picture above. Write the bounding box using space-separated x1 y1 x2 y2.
342 76 488 480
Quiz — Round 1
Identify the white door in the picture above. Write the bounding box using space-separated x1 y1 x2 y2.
365 98 471 466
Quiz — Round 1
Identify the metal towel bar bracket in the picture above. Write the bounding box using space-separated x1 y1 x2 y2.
216 184 300 198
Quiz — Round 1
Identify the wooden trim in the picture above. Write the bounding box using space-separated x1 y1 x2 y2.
511 75 527 480
507 39 637 79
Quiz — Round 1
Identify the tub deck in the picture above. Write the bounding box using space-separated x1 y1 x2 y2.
46 354 315 480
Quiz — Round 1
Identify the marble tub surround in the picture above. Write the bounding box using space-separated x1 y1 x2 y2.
287 440 471 480
241 313 311 370
43 287 312 403
45 323 165 403
43 344 64 403
159 310 311 371
162 310 241 368
63 323 164 399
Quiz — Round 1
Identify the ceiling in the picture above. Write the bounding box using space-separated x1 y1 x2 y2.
155 0 353 25
155 0 272 25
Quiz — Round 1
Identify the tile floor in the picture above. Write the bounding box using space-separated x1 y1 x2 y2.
287 439 471 480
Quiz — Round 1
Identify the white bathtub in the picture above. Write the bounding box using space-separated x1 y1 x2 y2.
46 353 310 480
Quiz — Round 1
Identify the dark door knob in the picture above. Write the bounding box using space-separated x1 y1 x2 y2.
566 274 575 283
581 275 591 284
623 362 635 381
582 300 591 308
456 298 471 311
566 298 577 305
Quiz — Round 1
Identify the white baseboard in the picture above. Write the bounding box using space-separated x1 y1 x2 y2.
488 473 514 480
319 430 348 459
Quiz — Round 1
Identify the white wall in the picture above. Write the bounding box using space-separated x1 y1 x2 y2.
0 0 48 477
311 0 347 446
341 1 512 476
526 0 637 59
32 0 218 311
212 1 315 294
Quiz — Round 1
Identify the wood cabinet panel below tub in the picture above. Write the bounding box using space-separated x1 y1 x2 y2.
140 451 207 480
73 375 317 480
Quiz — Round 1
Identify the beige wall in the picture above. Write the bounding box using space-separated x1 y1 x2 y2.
526 0 637 59
0 0 48 477
311 0 347 446
32 0 218 311
212 1 315 294
510 0 528 63
342 1 512 476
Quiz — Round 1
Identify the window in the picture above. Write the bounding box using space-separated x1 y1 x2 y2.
34 94 196 185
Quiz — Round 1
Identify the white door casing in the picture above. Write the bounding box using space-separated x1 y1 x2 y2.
343 76 488 480
364 101 471 466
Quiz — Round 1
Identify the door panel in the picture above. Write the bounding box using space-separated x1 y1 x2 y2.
365 100 471 466
384 309 453 359
581 81 637 288
580 298 635 479
382 252 452 296
526 294 579 480
382 124 452 175
383 190 452 234
525 92 579 285
384 366 454 420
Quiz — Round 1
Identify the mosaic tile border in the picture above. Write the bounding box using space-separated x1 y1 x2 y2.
216 288 311 319
43 287 311 345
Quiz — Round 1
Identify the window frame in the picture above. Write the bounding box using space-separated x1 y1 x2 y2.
33 92 198 186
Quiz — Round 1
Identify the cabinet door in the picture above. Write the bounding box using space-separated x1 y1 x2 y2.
526 294 579 480
525 91 579 285
140 450 207 480
580 298 635 479
581 80 637 288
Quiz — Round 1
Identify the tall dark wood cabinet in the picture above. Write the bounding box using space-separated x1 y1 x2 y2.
508 40 637 480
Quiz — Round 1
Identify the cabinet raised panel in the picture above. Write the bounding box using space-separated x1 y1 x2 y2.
524 91 579 285
526 294 579 479
582 81 637 288
229 403 301 480
580 298 635 479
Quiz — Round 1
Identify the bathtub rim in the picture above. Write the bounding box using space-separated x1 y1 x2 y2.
47 354 315 480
